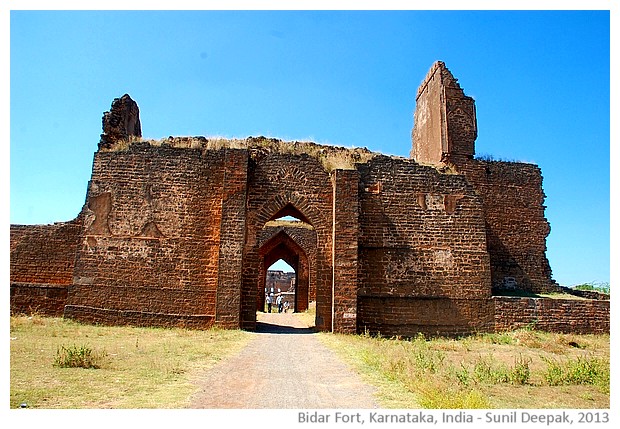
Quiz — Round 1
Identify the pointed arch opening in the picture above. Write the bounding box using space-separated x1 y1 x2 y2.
268 202 312 225
258 230 310 318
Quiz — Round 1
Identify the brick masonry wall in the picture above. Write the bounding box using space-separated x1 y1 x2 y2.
458 159 558 293
66 143 229 328
410 62 556 295
356 155 493 335
358 296 495 337
10 283 68 316
411 62 446 164
358 155 491 299
10 219 82 315
10 79 606 336
493 297 610 334
411 61 476 165
10 219 82 285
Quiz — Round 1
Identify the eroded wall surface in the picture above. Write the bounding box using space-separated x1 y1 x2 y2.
356 155 494 336
10 219 82 315
65 143 236 328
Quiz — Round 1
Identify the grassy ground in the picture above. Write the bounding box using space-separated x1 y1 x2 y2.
318 329 610 409
10 312 610 409
9 315 251 408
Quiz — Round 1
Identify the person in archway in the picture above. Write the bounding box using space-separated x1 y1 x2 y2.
266 293 273 313
276 294 283 313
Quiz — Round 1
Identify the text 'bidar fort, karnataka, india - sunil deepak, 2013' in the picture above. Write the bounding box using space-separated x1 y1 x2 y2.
10 61 610 336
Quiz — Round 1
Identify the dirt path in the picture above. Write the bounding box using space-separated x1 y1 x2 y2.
189 312 379 409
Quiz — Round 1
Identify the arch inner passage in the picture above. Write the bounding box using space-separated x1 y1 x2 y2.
258 231 310 315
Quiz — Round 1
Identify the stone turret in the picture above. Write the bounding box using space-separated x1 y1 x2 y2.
411 61 477 166
99 94 142 150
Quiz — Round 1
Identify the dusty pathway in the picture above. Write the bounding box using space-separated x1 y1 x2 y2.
189 312 379 409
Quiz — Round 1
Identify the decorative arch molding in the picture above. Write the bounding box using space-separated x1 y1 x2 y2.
254 191 327 233
241 164 334 331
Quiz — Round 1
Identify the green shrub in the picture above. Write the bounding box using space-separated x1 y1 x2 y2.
574 282 610 294
543 355 609 392
53 344 107 369
461 354 531 386
509 355 531 385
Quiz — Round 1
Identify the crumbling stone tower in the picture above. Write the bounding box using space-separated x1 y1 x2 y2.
412 61 477 165
412 61 557 294
99 94 142 150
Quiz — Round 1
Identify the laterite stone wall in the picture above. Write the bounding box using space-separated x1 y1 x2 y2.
9 62 608 336
493 297 610 334
66 143 236 328
458 159 558 294
356 155 493 334
10 219 82 315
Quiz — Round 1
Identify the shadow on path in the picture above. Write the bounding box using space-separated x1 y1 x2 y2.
255 321 316 334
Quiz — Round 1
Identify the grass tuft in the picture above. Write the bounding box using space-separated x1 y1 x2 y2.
53 344 108 369
543 355 610 392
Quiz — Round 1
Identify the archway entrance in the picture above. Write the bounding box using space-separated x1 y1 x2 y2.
258 230 310 317
241 189 330 332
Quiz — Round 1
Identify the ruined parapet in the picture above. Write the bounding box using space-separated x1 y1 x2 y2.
411 61 477 166
99 94 142 150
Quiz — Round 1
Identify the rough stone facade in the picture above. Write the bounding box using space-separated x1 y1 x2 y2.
10 220 82 316
10 61 609 335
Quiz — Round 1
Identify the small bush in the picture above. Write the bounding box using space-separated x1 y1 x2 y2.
476 357 510 384
53 344 107 369
574 282 610 295
543 355 609 392
509 355 531 385
452 363 472 386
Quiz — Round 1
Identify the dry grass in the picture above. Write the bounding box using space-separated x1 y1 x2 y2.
10 315 251 409
318 329 609 409
264 219 315 230
103 135 377 172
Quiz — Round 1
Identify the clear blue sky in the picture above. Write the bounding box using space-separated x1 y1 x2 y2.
6 7 611 287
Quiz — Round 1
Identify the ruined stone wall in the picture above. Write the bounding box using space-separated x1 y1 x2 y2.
356 155 493 335
411 63 445 164
458 159 558 293
10 219 82 285
358 297 495 337
9 66 607 336
10 284 68 317
494 297 610 334
10 219 82 315
65 143 238 328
